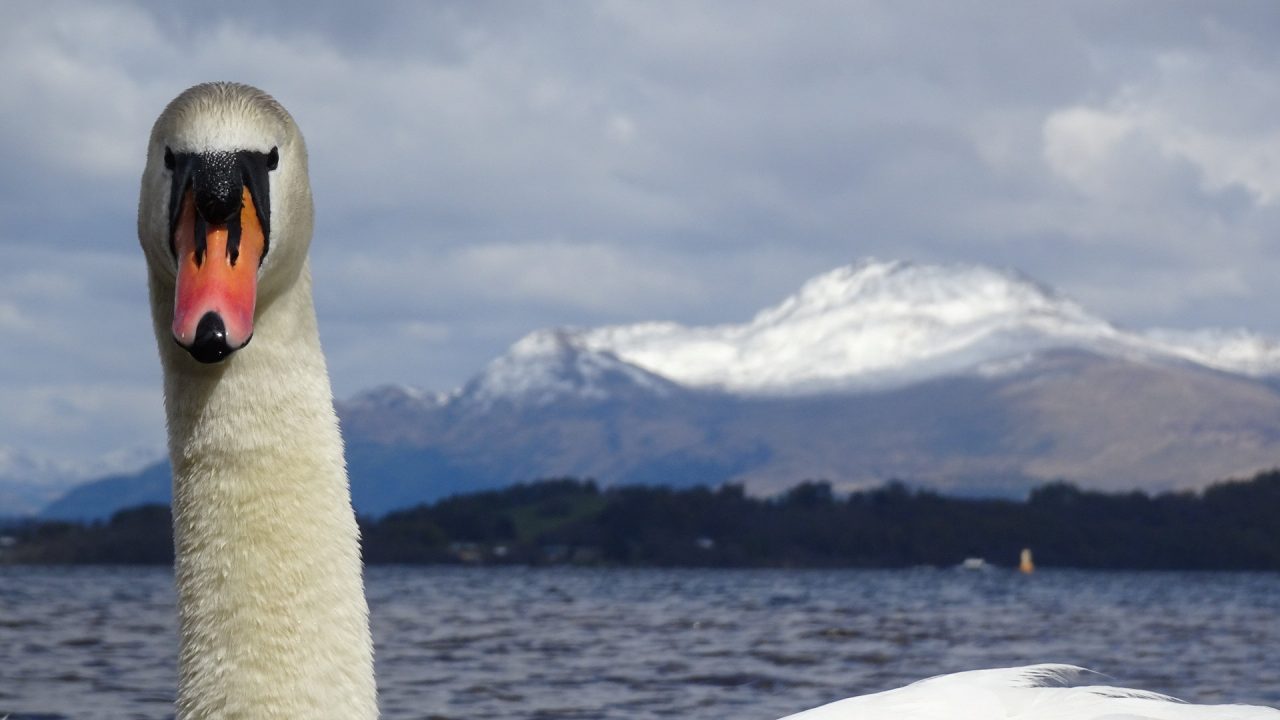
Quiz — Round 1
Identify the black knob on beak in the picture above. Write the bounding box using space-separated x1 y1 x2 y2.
194 186 242 225
188 312 231 364
192 153 244 224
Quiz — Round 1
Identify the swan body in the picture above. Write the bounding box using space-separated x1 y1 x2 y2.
783 665 1279 720
137 83 1277 720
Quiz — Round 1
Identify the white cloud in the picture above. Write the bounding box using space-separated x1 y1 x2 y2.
1044 99 1280 204
1043 107 1141 193
0 3 164 181
1043 47 1280 205
0 382 162 459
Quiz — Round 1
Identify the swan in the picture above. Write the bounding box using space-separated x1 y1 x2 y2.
137 82 1278 720
138 82 376 718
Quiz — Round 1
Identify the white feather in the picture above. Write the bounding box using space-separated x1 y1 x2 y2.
780 665 1279 719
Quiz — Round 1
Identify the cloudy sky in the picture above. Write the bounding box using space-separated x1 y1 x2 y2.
4 1 1280 470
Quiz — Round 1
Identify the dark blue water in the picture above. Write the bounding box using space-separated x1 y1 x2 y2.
1 566 1277 719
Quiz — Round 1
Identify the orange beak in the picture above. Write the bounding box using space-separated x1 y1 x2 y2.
171 187 265 363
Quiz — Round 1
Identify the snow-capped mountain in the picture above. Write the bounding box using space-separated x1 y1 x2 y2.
39 259 1280 519
470 260 1280 400
1139 327 1280 377
324 258 1280 500
342 383 453 415
460 329 681 407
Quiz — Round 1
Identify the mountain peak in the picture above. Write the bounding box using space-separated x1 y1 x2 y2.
461 329 679 406
752 259 1091 330
571 260 1126 394
454 259 1280 402
343 384 451 413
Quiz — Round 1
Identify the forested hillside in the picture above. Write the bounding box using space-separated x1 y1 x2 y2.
5 471 1279 569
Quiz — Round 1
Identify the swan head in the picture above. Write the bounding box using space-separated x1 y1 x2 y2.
138 82 313 364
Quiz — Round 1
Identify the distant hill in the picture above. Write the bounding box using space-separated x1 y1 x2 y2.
339 348 1280 500
40 463 173 521
0 445 159 516
38 260 1280 520
40 443 509 521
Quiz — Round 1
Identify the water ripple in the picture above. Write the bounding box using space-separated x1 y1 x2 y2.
0 566 1276 719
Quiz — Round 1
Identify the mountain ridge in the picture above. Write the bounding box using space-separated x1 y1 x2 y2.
32 259 1280 520
467 259 1280 401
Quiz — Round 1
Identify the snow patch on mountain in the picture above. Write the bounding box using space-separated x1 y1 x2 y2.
577 260 1132 393
463 329 679 406
1139 328 1280 377
344 384 454 414
447 259 1280 401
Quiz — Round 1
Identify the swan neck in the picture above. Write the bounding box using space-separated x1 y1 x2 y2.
152 266 378 719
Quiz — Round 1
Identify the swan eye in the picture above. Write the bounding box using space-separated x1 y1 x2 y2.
164 147 175 171
266 147 279 171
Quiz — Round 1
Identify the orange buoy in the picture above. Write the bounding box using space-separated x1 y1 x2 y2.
1019 547 1035 574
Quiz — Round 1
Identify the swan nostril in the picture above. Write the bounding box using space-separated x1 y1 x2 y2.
186 312 232 364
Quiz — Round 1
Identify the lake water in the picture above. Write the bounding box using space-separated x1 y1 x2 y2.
1 566 1277 719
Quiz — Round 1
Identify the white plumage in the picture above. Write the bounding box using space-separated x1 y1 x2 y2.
784 665 1278 719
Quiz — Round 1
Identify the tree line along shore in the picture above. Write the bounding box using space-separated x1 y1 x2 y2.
3 470 1278 569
